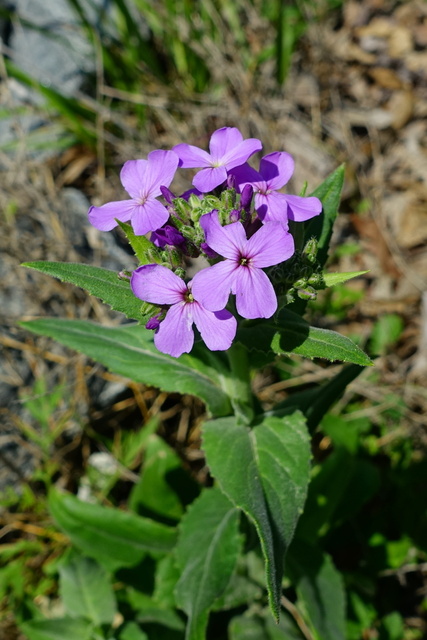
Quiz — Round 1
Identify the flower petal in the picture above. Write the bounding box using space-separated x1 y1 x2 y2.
255 191 289 225
130 199 170 235
144 149 179 196
120 159 149 199
282 194 323 222
154 302 194 357
191 260 237 311
229 163 265 193
208 127 243 161
172 143 212 168
88 200 136 231
193 166 228 192
221 138 263 170
192 303 237 351
199 211 246 259
235 267 277 319
131 264 186 305
247 223 295 268
259 152 294 190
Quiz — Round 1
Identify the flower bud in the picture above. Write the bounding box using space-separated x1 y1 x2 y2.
297 286 317 300
160 185 175 204
303 237 318 263
226 173 236 190
240 184 254 212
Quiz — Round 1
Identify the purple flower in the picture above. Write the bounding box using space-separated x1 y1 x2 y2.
191 211 295 319
131 264 237 358
231 152 322 225
173 127 262 193
88 150 179 235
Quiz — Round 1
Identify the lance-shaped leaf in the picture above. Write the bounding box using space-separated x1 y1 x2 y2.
289 165 345 317
175 488 241 640
23 261 145 321
19 617 93 640
237 310 372 367
20 318 232 417
48 489 177 571
305 165 345 268
322 271 368 288
202 412 311 620
59 554 117 626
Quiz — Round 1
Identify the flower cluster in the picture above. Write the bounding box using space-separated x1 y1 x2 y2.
88 127 322 357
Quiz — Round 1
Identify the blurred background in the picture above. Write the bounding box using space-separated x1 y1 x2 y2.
1 0 427 638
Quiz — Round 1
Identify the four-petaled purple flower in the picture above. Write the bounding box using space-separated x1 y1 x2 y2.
131 264 237 358
173 127 262 193
88 150 179 235
231 152 322 226
191 211 295 319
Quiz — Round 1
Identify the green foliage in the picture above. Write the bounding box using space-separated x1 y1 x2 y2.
287 541 346 640
238 309 373 366
370 314 404 355
58 553 117 625
175 488 241 639
22 261 147 322
19 617 94 640
48 488 177 570
20 318 232 417
203 412 311 620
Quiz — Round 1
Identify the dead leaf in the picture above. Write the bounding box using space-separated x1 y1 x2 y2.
386 90 414 129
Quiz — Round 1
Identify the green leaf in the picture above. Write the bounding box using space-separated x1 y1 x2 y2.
212 572 263 612
117 221 162 265
238 310 372 366
20 318 232 417
19 617 93 640
59 554 117 625
229 614 266 639
127 589 185 631
305 165 345 268
129 434 184 520
22 261 145 321
153 554 181 609
322 271 368 287
287 541 346 640
271 323 372 366
175 487 241 640
370 313 404 355
48 489 177 571
296 450 380 542
202 412 311 620
119 622 149 640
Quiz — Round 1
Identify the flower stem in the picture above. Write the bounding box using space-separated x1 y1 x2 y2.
226 342 254 426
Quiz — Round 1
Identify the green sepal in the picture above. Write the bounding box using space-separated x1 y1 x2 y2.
116 220 162 265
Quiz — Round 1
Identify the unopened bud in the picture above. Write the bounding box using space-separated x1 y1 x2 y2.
201 242 219 259
229 209 241 223
160 185 175 204
303 237 318 263
308 272 325 288
297 286 317 301
226 174 236 190
240 184 254 212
